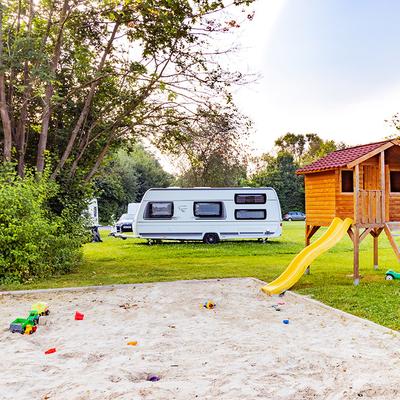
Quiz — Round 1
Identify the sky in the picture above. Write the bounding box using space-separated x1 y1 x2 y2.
233 0 400 155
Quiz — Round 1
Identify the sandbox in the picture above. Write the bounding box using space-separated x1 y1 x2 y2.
1 278 400 399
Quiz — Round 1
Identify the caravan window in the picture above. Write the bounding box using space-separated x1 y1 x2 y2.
146 202 174 218
235 194 266 204
235 209 266 220
194 202 223 218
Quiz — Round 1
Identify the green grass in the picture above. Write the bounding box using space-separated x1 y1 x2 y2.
2 222 400 329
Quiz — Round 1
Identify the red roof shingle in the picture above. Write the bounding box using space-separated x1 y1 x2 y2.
296 140 392 174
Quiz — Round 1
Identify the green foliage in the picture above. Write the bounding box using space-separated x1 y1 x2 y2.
249 133 347 214
94 146 173 223
1 0 255 184
249 153 305 214
274 132 347 165
154 104 250 187
0 164 88 283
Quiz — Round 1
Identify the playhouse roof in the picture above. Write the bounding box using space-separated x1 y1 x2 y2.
296 139 398 174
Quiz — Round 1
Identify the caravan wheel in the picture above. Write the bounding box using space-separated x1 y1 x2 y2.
203 233 220 244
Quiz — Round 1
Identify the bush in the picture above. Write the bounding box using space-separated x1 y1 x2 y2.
0 165 88 284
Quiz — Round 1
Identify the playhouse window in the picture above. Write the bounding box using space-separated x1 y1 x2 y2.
341 171 353 193
390 171 400 192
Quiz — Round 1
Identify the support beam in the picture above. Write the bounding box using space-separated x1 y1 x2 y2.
304 225 320 275
305 225 320 245
371 228 383 270
353 226 360 285
384 224 400 262
354 165 360 224
359 227 373 243
347 227 354 242
380 151 386 222
373 232 379 270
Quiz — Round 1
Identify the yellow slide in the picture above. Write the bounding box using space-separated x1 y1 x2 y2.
261 217 353 295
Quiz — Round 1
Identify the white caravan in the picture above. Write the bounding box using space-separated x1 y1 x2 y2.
127 202 140 216
134 188 282 243
84 198 99 227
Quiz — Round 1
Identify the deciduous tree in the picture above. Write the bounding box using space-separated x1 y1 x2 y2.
0 0 255 188
153 104 251 187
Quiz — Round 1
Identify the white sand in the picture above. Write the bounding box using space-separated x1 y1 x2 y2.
1 277 400 400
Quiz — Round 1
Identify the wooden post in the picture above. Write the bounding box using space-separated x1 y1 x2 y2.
304 225 320 275
352 164 360 285
373 231 378 270
353 226 360 285
354 164 360 224
304 225 312 275
305 225 310 275
380 151 385 222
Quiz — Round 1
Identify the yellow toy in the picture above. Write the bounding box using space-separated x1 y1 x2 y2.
203 301 216 309
24 325 33 335
31 302 50 316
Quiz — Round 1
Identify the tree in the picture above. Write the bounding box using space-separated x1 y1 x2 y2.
94 146 172 223
249 153 304 214
0 0 255 186
275 133 346 165
249 133 347 214
153 104 251 187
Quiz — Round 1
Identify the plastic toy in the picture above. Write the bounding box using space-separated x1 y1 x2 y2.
147 374 160 382
127 341 138 346
31 302 50 316
9 303 49 335
28 310 40 325
385 270 400 280
9 317 38 334
282 319 289 324
45 348 56 355
203 301 216 309
75 311 84 320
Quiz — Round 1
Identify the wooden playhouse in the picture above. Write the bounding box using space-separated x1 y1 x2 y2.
296 139 400 284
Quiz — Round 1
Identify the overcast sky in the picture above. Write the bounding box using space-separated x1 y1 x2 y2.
233 0 400 155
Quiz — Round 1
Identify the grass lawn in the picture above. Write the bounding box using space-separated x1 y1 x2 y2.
2 222 400 329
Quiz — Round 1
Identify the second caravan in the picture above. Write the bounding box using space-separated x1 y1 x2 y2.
134 187 282 243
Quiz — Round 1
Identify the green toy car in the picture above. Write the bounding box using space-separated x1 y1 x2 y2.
9 317 38 334
9 303 50 335
385 270 400 280
9 310 40 334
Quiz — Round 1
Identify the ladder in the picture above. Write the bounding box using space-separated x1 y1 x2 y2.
384 222 400 262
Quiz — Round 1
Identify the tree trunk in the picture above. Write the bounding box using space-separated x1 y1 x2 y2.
51 21 120 179
0 6 12 161
36 0 69 173
84 137 113 182
16 0 34 176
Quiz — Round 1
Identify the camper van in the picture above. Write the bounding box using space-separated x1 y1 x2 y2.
127 202 140 216
115 203 140 233
134 188 282 243
85 198 99 227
